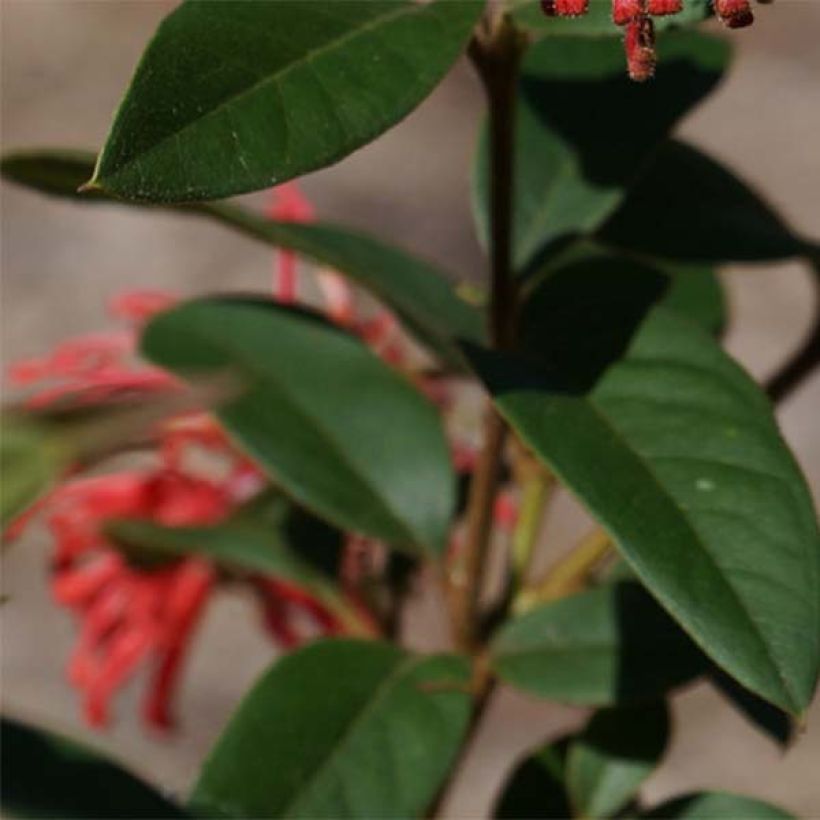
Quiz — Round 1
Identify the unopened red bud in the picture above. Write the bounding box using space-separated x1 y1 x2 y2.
714 0 754 27
648 0 682 15
625 16 656 82
542 0 589 16
612 0 644 26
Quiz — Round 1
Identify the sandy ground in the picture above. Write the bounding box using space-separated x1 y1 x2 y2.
2 1 819 817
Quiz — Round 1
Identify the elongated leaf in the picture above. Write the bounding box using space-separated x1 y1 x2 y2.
89 0 481 202
107 497 370 632
472 33 728 272
567 703 669 818
494 738 572 819
509 0 712 37
599 141 819 262
191 639 471 818
1 149 482 368
470 306 820 714
643 791 793 818
0 716 185 818
491 583 706 704
142 299 455 555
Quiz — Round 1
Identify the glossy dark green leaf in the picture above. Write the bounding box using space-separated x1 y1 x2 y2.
89 0 481 202
142 299 455 555
567 703 669 818
191 639 471 819
509 0 712 38
472 33 729 272
493 738 572 819
643 791 793 818
470 306 820 714
599 140 820 262
491 583 706 704
0 716 185 818
1 149 482 368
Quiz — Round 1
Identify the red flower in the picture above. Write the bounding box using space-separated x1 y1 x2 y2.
5 182 517 733
542 0 759 76
714 0 754 28
625 16 657 82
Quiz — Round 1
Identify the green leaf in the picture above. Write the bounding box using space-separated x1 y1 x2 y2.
661 265 727 336
491 583 706 704
107 497 368 631
89 0 481 202
493 738 572 819
472 33 729 272
599 140 819 263
1 149 482 369
470 304 820 714
0 716 186 818
206 204 485 366
567 703 669 818
509 0 713 38
0 149 104 199
142 299 455 555
0 414 69 527
643 791 793 819
709 669 794 748
191 639 471 819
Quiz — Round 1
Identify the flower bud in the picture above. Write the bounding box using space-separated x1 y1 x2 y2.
625 16 656 82
714 0 754 27
612 0 644 26
541 0 589 16
647 0 683 15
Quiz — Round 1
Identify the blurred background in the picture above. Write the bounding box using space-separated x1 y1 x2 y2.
2 1 819 816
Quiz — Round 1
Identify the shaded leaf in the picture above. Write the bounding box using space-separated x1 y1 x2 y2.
567 702 669 818
599 140 819 263
0 716 185 818
709 669 794 748
191 639 471 819
491 583 706 704
1 149 482 368
470 305 820 714
142 299 455 555
0 149 103 199
494 737 572 819
518 254 669 393
472 33 729 272
643 791 793 818
90 0 481 202
509 0 712 38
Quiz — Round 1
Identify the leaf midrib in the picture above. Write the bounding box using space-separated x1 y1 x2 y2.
150 317 427 551
572 393 799 710
96 1 432 186
280 653 425 816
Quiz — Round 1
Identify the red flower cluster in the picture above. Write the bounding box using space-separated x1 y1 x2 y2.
6 183 520 732
541 0 756 81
